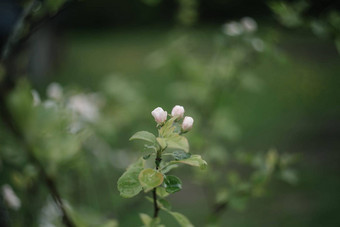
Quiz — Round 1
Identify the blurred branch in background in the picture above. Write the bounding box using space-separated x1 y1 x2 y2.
0 0 76 226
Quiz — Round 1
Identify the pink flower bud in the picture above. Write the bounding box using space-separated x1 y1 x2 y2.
182 116 194 131
151 107 167 124
171 105 185 118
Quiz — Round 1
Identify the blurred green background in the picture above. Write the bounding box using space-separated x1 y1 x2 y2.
0 0 340 226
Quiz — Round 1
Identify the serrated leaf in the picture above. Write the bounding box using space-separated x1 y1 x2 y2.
139 169 164 192
130 131 157 144
165 135 189 153
165 210 194 227
117 158 144 198
171 155 207 170
164 175 182 193
172 150 191 160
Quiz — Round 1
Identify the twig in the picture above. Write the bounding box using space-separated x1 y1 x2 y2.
153 152 162 218
1 0 38 61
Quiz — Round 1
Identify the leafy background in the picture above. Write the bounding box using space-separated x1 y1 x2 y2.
0 0 340 226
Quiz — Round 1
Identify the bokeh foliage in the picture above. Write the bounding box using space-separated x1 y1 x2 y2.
1 0 340 226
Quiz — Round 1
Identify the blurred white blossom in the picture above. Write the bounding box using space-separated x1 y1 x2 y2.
47 82 63 100
31 89 41 106
1 184 21 210
222 21 244 36
68 94 100 122
241 17 257 32
43 100 57 109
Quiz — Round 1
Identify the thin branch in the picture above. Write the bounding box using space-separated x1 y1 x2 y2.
153 152 162 218
1 0 38 61
0 1 76 226
152 188 159 218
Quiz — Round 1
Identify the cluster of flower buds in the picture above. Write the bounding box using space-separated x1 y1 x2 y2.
151 105 194 132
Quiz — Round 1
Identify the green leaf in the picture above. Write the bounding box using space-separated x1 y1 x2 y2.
145 196 171 211
140 213 152 225
156 187 170 198
156 137 167 149
160 163 179 174
139 169 164 192
130 131 157 144
139 213 164 227
165 210 194 227
158 198 171 210
265 149 278 174
117 158 144 198
100 220 119 227
164 175 182 193
172 150 191 160
159 117 177 137
171 155 207 170
165 135 189 153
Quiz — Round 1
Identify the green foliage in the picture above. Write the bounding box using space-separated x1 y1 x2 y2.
163 175 182 193
170 154 207 170
117 158 144 198
160 135 189 153
140 213 164 227
130 131 158 144
165 210 194 227
117 107 207 226
139 168 164 192
171 150 191 160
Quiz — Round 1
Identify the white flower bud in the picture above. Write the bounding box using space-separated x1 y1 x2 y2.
151 107 167 124
182 116 194 131
171 105 185 118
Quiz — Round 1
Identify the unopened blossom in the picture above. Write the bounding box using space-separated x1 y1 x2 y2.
151 107 167 124
182 116 194 131
241 17 257 33
171 105 185 118
2 184 21 210
47 82 63 100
